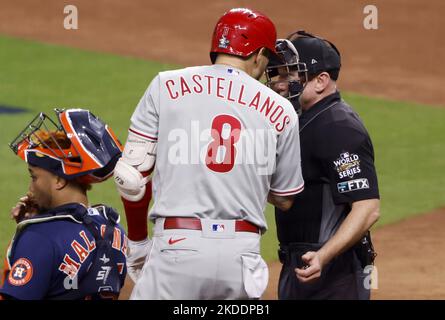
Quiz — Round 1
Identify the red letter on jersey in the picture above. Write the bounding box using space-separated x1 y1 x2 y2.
192 75 203 93
121 235 128 256
227 80 235 102
100 225 106 238
180 76 191 96
204 75 214 95
71 240 90 263
270 105 284 124
260 96 275 116
166 80 178 99
275 115 290 133
248 91 261 110
58 254 81 279
112 228 122 250
237 85 247 105
216 77 225 98
79 230 96 252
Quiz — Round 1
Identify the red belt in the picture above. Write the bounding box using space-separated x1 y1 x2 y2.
164 217 260 234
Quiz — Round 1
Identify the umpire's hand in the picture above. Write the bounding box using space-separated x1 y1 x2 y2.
295 251 324 283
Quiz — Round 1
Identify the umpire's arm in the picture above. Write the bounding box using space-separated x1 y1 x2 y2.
268 193 295 211
295 198 380 283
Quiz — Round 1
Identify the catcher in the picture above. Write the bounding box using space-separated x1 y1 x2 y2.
0 108 127 300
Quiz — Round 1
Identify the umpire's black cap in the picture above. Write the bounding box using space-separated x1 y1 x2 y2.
288 30 341 80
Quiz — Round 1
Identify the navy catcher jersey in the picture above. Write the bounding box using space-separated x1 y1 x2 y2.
0 204 127 300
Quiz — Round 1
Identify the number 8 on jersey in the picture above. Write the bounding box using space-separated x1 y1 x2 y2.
206 114 241 173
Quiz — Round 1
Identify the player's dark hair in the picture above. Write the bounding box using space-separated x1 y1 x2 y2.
237 47 271 62
74 181 92 193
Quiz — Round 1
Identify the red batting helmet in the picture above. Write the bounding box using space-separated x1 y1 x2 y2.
210 8 277 63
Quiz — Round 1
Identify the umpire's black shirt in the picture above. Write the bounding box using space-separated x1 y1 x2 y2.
276 91 379 245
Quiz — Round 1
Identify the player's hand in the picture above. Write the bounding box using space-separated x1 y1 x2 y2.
126 238 152 283
10 193 39 223
295 251 323 283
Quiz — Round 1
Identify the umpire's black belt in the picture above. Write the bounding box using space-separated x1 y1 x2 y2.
278 242 323 264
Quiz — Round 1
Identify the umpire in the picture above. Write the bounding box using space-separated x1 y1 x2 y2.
266 31 380 300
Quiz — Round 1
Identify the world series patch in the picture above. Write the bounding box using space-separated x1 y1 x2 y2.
333 152 361 179
8 258 33 286
337 178 369 193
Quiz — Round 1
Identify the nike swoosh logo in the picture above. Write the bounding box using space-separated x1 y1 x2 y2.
168 237 187 245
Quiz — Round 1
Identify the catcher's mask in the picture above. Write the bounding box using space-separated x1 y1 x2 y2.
210 8 277 63
9 108 123 185
265 39 308 113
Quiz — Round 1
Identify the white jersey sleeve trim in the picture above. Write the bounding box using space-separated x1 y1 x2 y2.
270 182 305 196
129 127 158 142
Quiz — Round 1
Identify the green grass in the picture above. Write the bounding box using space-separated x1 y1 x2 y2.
343 93 445 227
0 35 176 265
0 35 444 266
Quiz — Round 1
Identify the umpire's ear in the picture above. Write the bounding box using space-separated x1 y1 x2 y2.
313 72 332 94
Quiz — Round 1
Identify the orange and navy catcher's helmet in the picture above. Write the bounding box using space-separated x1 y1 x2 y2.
210 8 277 63
9 108 123 185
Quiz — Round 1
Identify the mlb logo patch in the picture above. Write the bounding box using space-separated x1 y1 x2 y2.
212 224 225 232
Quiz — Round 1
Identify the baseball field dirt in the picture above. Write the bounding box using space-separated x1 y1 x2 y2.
261 207 445 300
1 0 443 299
0 0 444 107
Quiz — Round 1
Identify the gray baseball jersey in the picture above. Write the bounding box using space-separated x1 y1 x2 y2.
129 64 304 230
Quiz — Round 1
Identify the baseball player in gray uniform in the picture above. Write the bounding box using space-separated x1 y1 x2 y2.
114 8 304 300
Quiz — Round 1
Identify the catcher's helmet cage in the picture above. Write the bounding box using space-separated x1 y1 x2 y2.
265 39 308 102
10 108 123 184
210 8 277 63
